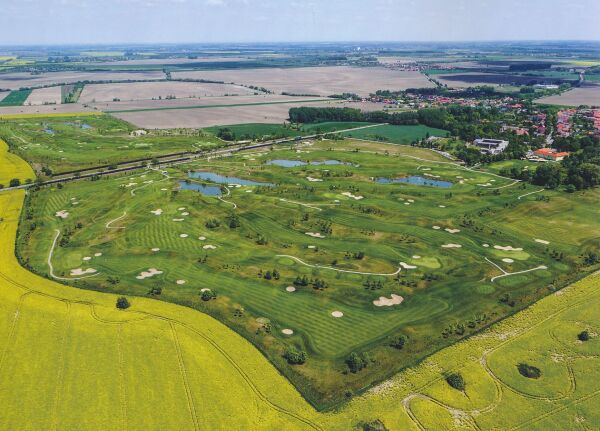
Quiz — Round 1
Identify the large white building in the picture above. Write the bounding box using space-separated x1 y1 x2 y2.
473 138 509 155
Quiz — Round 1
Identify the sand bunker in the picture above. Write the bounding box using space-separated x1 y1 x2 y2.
286 286 296 292
55 210 69 219
136 268 163 280
445 228 461 234
281 329 294 335
373 294 404 307
442 244 462 248
123 182 138 188
307 245 316 249
535 239 550 245
432 226 441 230
94 252 102 257
161 188 168 191
181 212 189 216
342 192 364 200
176 280 186 285
70 268 97 276
494 245 523 251
439 205 446 208
200 288 211 293
151 248 160 252
502 258 515 263
198 236 206 241
483 244 490 248
400 262 417 269
151 209 163 216
407 199 415 203
412 255 421 259
180 234 189 238
82 257 92 261
173 218 185 222
178 207 186 211
306 176 323 182
305 232 325 238
203 245 217 250
331 311 344 318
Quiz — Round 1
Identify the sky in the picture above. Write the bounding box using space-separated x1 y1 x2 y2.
1 0 599 45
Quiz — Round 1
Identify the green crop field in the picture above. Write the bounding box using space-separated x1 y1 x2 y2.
0 114 223 174
0 138 35 187
205 122 374 141
1 132 600 429
341 124 449 144
15 130 600 407
0 89 33 107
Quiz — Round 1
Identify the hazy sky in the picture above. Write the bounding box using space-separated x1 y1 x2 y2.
1 0 599 45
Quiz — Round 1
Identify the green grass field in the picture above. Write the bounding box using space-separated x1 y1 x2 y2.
341 124 449 144
0 114 222 174
205 122 374 141
16 135 600 406
0 89 33 107
1 135 600 428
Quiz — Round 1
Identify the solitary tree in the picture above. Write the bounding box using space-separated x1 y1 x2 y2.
116 297 130 310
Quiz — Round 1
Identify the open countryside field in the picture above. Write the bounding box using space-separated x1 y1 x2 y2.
536 85 600 107
341 124 449 144
17 134 600 406
25 86 63 106
0 89 33 107
0 114 222 173
0 71 165 90
79 81 256 104
172 67 435 96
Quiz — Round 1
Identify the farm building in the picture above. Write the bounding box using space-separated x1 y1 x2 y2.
472 138 509 155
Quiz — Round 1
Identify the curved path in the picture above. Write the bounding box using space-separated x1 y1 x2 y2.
47 229 101 281
105 211 128 229
276 254 402 276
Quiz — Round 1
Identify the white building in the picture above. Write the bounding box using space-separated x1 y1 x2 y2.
473 138 509 155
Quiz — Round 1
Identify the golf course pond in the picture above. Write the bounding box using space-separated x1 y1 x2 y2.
266 159 348 167
179 181 223 196
376 175 453 188
187 171 274 186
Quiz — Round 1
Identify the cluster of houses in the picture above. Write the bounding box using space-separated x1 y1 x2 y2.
556 108 600 138
556 109 576 137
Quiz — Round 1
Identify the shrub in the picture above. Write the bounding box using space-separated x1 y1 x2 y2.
346 352 369 373
446 372 465 391
578 330 590 341
363 419 389 431
517 363 541 379
9 178 20 187
390 335 407 350
116 297 130 309
201 290 216 301
283 347 306 365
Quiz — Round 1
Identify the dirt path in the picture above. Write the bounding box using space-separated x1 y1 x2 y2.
47 229 101 280
277 254 402 276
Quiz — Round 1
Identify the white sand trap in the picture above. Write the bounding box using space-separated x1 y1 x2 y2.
483 244 490 248
55 210 70 219
412 255 421 259
83 256 92 261
494 245 523 251
151 248 160 252
181 212 189 216
71 197 76 200
342 192 364 200
201 288 211 292
281 329 294 335
439 205 446 208
445 228 461 234
180 234 189 238
400 262 417 269
176 280 186 285
161 188 168 191
442 244 462 248
373 294 404 307
246 190 253 193
70 268 97 276
307 245 316 249
535 239 550 245
421 168 431 171
477 183 492 187
286 286 296 292
424 173 441 178
72 202 79 205
502 258 515 263
198 236 206 241
404 202 410 205
173 218 185 222
407 199 415 203
178 207 186 211
432 226 441 230
123 182 138 188
305 232 325 238
203 245 217 250
136 268 163 280
151 209 163 215
94 252 102 257
306 176 323 182
331 311 344 318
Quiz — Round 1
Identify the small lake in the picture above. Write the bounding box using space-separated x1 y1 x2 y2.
376 176 453 188
187 171 273 187
44 128 55 135
179 181 223 196
266 159 347 167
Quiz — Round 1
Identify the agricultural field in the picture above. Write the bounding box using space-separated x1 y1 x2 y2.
16 137 600 407
0 71 165 91
172 67 435 96
0 89 33 107
25 86 62 106
204 122 372 140
0 114 222 173
78 81 257 104
536 84 600 107
341 124 449 144
0 138 35 187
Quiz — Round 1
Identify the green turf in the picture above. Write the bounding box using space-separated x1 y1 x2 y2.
17 137 600 407
341 124 449 144
0 89 33 107
205 122 374 140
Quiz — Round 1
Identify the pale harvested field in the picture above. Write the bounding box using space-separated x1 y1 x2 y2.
24 86 62 105
536 85 600 107
79 81 256 103
172 66 434 96
0 91 8 102
0 71 164 90
113 98 347 128
95 56 259 66
0 103 94 116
